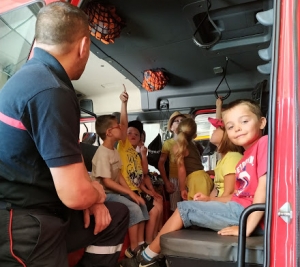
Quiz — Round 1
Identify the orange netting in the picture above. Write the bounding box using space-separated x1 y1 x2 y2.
84 1 123 44
142 69 169 92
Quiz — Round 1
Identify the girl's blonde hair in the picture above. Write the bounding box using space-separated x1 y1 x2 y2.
175 118 197 165
218 127 244 154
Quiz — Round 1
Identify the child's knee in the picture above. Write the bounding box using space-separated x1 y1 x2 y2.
129 204 145 219
153 200 163 213
153 198 162 207
149 207 158 218
150 205 163 219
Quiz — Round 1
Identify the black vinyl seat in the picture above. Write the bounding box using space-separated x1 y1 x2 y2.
161 228 263 267
80 142 98 172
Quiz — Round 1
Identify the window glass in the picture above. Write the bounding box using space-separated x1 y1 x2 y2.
0 2 43 90
194 112 216 140
143 123 161 147
195 112 218 171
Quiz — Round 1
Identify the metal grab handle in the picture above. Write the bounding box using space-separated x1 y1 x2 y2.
237 204 265 267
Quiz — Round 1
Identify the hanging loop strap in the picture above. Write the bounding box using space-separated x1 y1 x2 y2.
214 57 231 100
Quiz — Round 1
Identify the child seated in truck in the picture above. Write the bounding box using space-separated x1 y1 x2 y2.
120 99 267 267
91 92 149 260
202 97 244 199
173 117 214 200
117 91 163 257
202 116 243 199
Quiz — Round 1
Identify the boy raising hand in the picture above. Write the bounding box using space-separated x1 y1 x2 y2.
91 90 149 259
118 90 163 252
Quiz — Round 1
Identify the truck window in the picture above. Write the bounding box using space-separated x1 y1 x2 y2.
0 2 42 90
195 112 217 171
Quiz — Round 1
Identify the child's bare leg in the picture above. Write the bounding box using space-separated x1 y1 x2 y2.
145 206 159 243
158 204 163 231
151 208 160 241
128 224 139 250
152 199 163 237
149 208 183 253
137 221 145 244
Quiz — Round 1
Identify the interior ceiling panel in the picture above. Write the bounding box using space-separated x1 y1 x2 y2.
85 0 271 110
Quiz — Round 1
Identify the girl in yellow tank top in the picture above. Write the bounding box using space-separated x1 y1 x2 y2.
194 98 244 202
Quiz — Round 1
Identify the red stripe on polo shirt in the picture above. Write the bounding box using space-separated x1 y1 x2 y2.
0 112 26 130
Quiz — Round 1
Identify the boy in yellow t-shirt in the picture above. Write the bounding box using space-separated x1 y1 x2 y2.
117 91 163 250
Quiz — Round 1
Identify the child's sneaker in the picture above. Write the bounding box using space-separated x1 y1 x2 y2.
119 257 138 267
125 245 141 259
136 250 160 267
125 247 136 258
120 250 160 267
141 242 148 250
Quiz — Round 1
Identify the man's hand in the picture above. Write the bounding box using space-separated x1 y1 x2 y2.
83 203 112 235
165 181 175 194
193 192 210 202
92 180 106 204
218 225 239 236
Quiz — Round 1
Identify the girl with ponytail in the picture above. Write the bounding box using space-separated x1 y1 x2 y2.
174 118 213 200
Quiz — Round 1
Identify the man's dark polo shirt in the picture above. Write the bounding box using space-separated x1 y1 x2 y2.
0 48 82 209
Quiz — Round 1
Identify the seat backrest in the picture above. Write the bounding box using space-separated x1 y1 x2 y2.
80 142 98 172
252 80 269 136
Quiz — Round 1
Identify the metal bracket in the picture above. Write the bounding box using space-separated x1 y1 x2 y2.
278 202 292 224
160 99 169 110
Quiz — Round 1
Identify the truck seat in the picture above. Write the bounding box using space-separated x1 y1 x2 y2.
161 228 263 267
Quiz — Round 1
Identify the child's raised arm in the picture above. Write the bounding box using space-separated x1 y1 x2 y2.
216 97 223 120
120 88 129 142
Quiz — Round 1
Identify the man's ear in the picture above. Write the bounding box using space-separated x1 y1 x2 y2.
78 36 89 58
259 117 267 130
